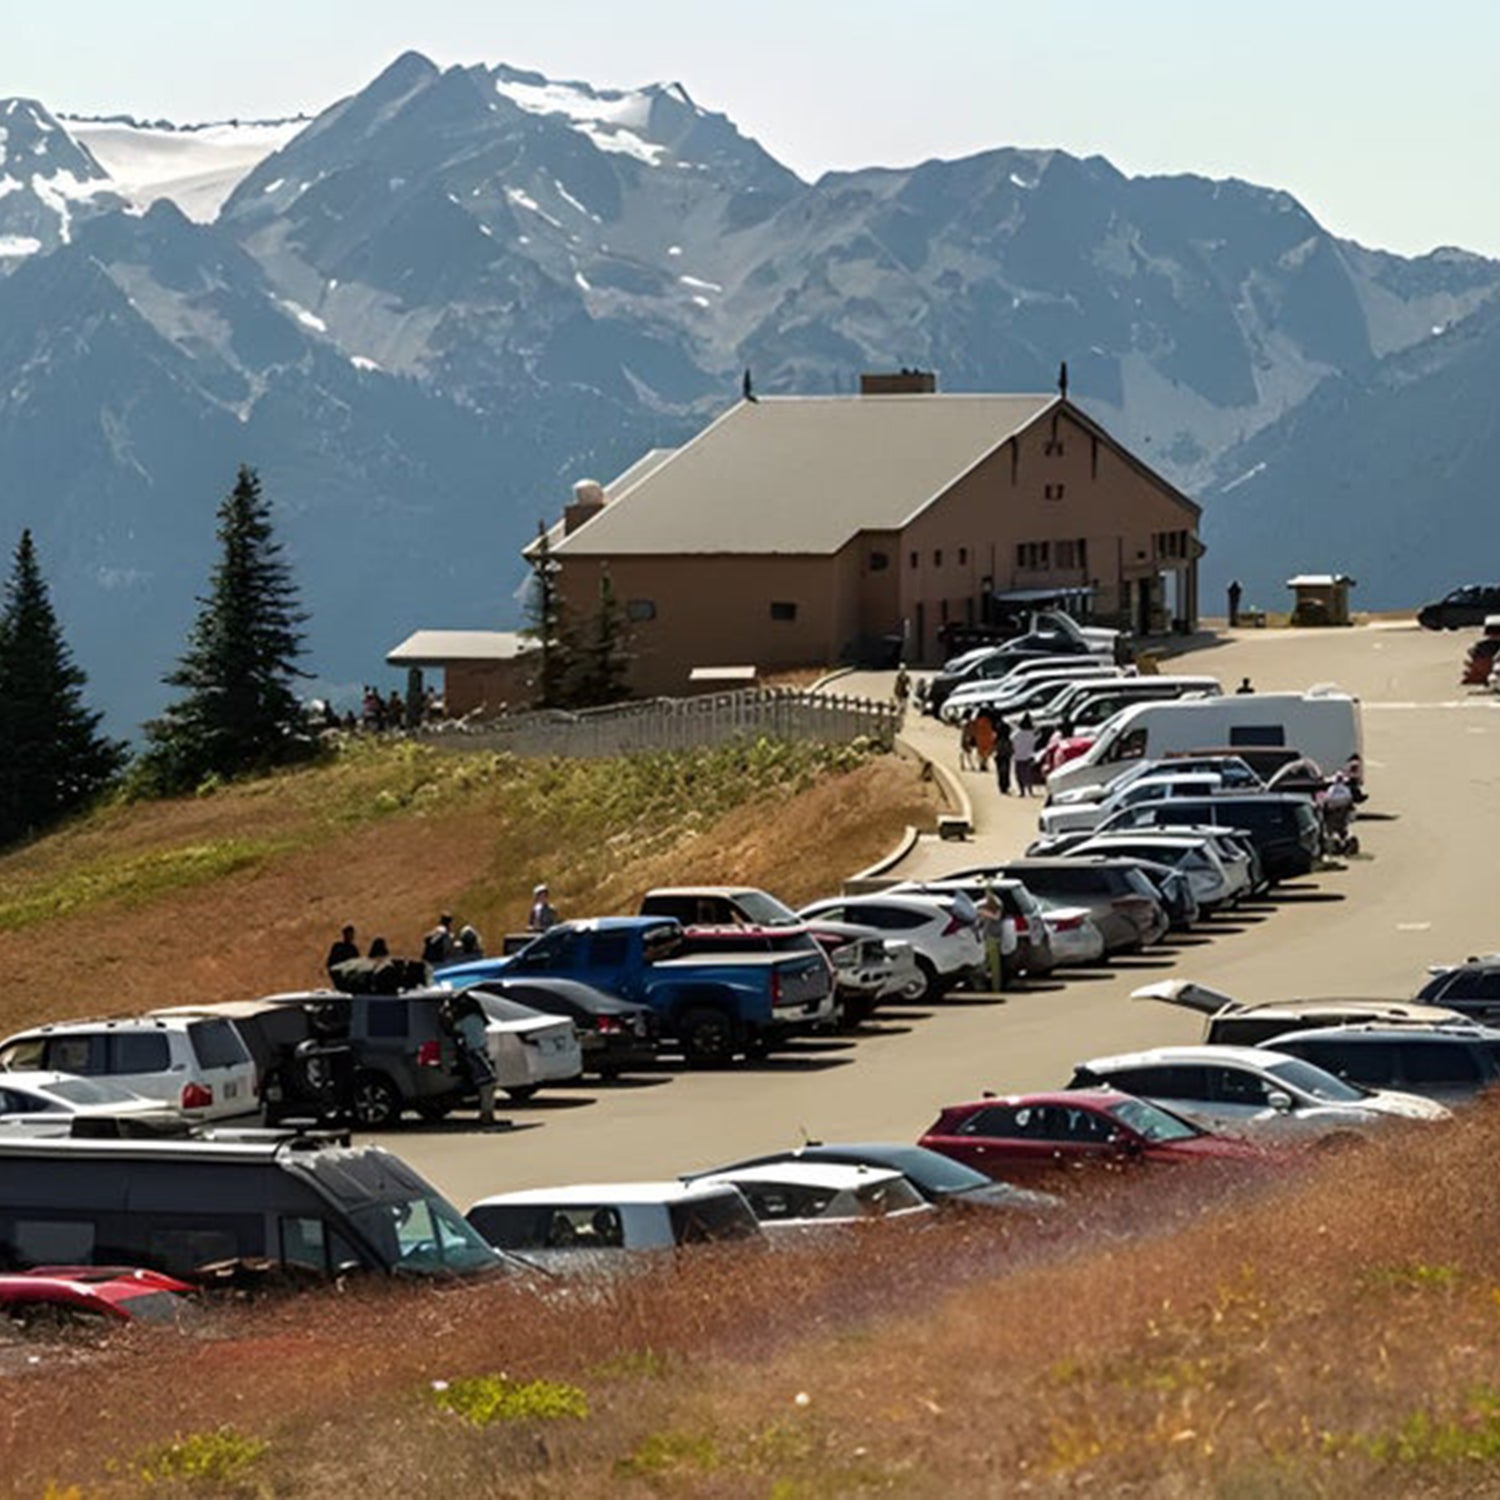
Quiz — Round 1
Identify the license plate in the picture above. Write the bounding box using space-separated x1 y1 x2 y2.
226 1082 239 1099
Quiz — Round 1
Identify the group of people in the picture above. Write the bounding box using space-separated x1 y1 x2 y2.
359 685 443 734
958 710 1043 796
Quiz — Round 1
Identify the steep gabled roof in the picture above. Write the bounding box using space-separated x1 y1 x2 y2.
552 393 1060 556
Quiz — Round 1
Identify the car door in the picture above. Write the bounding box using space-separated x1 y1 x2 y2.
938 1104 1058 1182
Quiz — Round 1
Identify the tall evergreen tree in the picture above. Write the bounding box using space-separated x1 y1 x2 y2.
0 530 125 844
565 566 631 708
522 522 575 709
143 465 310 791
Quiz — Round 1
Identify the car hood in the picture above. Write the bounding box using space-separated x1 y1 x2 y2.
947 1182 1064 1211
1358 1089 1453 1121
1150 1133 1281 1163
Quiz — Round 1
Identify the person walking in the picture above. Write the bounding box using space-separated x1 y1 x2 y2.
893 664 911 709
958 716 978 770
992 717 1014 795
456 924 484 958
528 884 560 932
1227 579 1243 628
422 913 455 965
1012 714 1039 797
1236 677 1255 695
971 709 996 773
976 888 1017 992
325 924 359 976
446 993 498 1126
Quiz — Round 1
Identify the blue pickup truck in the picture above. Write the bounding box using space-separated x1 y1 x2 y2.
435 917 836 1065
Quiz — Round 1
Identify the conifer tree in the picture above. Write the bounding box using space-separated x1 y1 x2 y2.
0 530 124 844
566 565 631 707
143 465 310 791
522 522 575 708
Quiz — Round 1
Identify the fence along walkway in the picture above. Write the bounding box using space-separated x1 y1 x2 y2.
420 688 900 759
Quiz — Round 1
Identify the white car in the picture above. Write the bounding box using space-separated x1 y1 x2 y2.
1068 833 1237 910
473 993 585 1093
941 663 1118 723
0 1070 176 1136
1037 773 1224 836
1038 905 1107 966
694 1161 934 1230
465 1180 762 1272
1069 1045 1450 1140
799 893 984 1002
0 1016 258 1120
799 918 923 1009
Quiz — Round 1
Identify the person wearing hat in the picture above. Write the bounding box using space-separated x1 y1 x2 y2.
528 884 559 932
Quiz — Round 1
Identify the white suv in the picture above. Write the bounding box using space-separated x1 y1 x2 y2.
0 1016 257 1120
798 893 984 1002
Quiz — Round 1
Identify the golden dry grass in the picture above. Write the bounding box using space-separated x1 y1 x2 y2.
10 1112 1500 1497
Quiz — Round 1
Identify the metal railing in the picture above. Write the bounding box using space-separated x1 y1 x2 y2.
419 688 901 758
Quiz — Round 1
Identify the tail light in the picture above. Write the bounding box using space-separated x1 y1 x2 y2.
771 969 783 1005
941 914 964 936
1052 914 1085 931
416 1040 443 1068
595 1015 623 1035
180 1081 213 1111
1013 915 1030 936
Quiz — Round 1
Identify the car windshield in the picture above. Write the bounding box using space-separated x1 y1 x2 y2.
825 1146 990 1194
44 1077 147 1106
733 892 801 926
1105 1097 1202 1143
350 1194 504 1276
121 1289 195 1324
1264 1057 1369 1103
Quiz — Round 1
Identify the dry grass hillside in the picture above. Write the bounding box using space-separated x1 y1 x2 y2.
0 737 939 1038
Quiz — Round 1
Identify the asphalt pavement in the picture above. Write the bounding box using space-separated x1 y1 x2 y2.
382 623 1500 1209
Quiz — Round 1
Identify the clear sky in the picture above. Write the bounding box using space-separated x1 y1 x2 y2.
12 0 1498 256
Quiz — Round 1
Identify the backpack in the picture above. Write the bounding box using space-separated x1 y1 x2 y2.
422 928 451 965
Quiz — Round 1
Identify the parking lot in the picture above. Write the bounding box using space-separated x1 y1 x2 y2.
380 621 1500 1208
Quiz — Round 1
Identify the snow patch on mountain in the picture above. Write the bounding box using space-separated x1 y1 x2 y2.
491 69 668 164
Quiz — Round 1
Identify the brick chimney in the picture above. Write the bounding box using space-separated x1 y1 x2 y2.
860 368 937 396
563 478 606 535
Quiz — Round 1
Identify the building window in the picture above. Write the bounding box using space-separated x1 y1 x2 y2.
1055 538 1089 571
933 549 943 567
1015 541 1050 571
1044 438 1065 456
869 550 889 572
626 599 657 622
958 547 968 565
909 551 919 569
1044 483 1066 500
770 601 798 622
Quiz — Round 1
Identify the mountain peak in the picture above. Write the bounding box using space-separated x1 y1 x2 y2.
0 99 122 263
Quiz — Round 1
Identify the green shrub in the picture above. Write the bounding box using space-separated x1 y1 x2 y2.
427 1373 589 1426
132 1426 268 1486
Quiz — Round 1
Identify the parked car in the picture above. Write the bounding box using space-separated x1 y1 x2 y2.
797 893 984 1001
887 877 1061 978
1417 584 1500 630
791 920 923 1022
1415 956 1500 1019
940 662 1119 724
0 1134 508 1280
919 1090 1275 1184
1067 1045 1451 1140
683 1142 1060 1213
256 988 582 1127
1037 773 1226 837
1130 979 1465 1046
1094 792 1322 884
465 1181 762 1271
0 1071 176 1137
1262 1023 1500 1107
638 886 801 928
1066 833 1237 912
438 917 836 1065
694 1161 934 1230
959 859 1169 954
1045 754 1264 811
456 978 657 1079
0 1016 257 1121
0 1266 195 1328
927 638 1092 715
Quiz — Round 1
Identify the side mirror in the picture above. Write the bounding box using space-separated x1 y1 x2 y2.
1266 1090 1294 1114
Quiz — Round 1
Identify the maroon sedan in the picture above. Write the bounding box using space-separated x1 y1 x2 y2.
0 1266 194 1328
919 1090 1274 1185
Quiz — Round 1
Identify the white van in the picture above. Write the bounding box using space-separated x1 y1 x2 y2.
1044 690 1362 798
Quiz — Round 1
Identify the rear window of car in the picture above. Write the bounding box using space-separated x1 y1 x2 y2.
187 1020 250 1069
363 1001 409 1040
669 1191 761 1243
111 1033 173 1074
1401 1042 1483 1086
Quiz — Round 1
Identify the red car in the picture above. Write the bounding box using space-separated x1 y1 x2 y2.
0 1266 194 1327
919 1090 1274 1184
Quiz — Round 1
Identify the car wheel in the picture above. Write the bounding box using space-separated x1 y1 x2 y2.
352 1071 403 1129
679 1006 738 1066
901 957 939 1003
504 1084 538 1101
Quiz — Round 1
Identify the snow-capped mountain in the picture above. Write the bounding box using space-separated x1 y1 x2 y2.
2 51 1499 730
0 98 124 263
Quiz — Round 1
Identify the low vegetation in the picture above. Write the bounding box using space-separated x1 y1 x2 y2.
11 1111 1500 1496
0 734 937 1040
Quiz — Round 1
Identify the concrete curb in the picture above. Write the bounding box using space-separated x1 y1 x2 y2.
809 664 860 694
846 824 920 890
915 739 975 831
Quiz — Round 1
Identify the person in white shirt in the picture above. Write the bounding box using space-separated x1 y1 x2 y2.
1011 714 1039 797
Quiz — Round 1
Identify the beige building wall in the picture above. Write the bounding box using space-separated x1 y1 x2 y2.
554 554 843 697
443 657 533 716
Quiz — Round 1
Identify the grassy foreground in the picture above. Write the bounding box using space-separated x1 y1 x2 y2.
0 735 938 1039
10 1109 1500 1497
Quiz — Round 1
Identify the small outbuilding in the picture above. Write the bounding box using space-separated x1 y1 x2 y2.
1286 574 1356 628
385 630 535 717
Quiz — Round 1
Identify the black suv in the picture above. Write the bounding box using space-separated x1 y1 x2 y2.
1417 585 1500 630
1415 958 1500 1019
1099 793 1321 884
1262 1023 1500 1106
